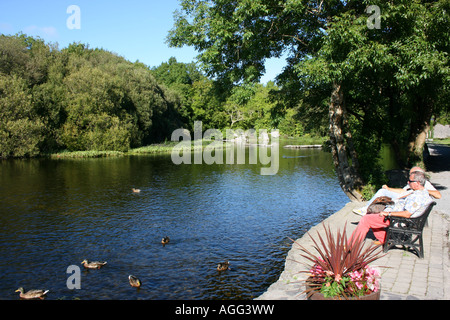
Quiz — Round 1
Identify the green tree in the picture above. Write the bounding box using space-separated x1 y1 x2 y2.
0 35 189 155
0 74 44 158
152 57 220 131
0 33 51 86
223 83 255 128
247 82 280 130
190 77 227 129
60 65 134 151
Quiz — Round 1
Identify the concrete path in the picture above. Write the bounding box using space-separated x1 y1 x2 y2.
257 143 450 300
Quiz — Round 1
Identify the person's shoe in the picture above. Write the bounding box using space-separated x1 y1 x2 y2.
352 207 367 216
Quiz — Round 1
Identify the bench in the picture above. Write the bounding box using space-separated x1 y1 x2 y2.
383 201 437 259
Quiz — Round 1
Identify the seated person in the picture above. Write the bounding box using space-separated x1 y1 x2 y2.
353 166 441 216
349 171 433 245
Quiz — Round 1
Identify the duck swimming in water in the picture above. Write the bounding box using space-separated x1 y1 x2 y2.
81 259 107 269
161 236 170 246
15 287 49 300
217 261 230 271
128 275 142 288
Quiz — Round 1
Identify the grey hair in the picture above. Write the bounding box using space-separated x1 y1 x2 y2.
411 171 427 186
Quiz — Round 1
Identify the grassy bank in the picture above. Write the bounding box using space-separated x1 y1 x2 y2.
47 136 328 159
433 138 450 146
47 141 215 158
127 141 183 155
47 150 126 159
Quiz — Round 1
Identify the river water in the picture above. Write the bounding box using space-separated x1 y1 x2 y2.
0 142 351 300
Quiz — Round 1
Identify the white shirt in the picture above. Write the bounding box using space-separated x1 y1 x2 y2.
403 180 436 192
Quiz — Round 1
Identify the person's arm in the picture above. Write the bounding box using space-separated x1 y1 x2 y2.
380 210 412 218
425 181 442 199
428 189 441 199
381 185 406 193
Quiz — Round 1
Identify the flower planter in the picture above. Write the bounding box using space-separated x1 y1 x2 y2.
296 223 385 301
305 277 381 300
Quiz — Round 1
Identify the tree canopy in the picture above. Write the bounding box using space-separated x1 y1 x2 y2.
0 34 297 158
0 34 187 157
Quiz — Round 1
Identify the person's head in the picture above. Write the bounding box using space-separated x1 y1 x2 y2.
409 166 424 175
408 171 427 190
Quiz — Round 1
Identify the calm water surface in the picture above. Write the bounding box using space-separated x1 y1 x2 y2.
0 144 349 300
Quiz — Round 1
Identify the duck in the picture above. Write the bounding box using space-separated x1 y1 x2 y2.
81 259 107 269
217 261 230 271
15 287 49 300
132 188 141 193
128 275 142 288
161 236 170 246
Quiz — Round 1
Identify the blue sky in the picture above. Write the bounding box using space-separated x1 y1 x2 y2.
0 0 284 83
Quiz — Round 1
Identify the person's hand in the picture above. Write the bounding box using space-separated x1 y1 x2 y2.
380 211 390 222
379 211 389 217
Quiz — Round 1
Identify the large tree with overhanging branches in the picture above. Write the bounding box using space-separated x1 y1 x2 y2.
168 0 449 201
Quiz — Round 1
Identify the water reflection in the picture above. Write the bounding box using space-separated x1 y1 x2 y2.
0 144 348 300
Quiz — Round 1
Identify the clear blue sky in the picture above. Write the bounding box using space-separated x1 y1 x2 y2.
0 0 284 83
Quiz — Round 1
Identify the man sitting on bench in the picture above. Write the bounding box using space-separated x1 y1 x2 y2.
350 171 433 245
353 166 441 216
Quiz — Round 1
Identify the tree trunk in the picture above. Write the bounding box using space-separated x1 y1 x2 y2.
407 96 433 167
328 83 363 202
407 120 430 167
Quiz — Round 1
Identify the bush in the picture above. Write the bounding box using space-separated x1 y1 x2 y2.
0 74 44 158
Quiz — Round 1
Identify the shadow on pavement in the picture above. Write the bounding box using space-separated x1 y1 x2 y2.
425 143 450 173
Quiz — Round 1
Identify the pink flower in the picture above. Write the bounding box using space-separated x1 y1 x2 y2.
309 264 325 277
367 267 380 277
349 270 362 281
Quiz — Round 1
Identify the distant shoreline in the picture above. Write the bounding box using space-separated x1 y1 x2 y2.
45 142 186 159
42 138 327 159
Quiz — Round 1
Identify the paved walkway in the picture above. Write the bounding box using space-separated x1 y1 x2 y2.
257 143 450 300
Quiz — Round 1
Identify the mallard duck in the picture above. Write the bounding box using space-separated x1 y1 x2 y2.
217 261 230 271
128 275 141 288
161 236 170 245
81 259 107 269
132 188 141 193
15 287 49 300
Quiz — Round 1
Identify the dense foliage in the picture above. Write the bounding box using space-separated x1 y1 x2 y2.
151 56 301 133
0 34 299 158
0 34 185 157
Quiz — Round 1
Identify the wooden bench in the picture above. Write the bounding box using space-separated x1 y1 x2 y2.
383 201 437 259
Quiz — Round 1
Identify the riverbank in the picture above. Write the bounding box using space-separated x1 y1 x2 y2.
45 142 179 159
257 143 450 300
44 137 326 159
